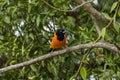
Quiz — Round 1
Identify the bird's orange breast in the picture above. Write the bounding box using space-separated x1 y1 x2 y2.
50 33 66 49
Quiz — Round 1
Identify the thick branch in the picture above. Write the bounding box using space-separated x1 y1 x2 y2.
74 0 109 24
0 42 120 73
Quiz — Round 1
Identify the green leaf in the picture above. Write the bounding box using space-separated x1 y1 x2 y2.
80 67 87 80
84 60 89 64
69 75 75 80
29 33 34 40
30 65 38 72
28 4 32 13
102 13 111 20
22 44 25 55
63 16 75 27
0 35 4 40
36 14 40 26
9 60 16 65
101 27 106 39
113 22 119 33
110 2 118 13
28 76 36 80
11 7 17 17
4 16 10 23
117 8 120 17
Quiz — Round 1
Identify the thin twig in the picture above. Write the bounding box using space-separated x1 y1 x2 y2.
106 19 113 28
74 48 92 78
72 0 93 11
41 0 93 12
92 15 102 42
92 16 113 42
92 16 101 36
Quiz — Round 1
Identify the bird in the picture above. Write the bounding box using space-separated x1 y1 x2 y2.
49 29 66 52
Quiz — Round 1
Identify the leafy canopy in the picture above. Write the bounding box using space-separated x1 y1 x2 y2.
0 0 120 79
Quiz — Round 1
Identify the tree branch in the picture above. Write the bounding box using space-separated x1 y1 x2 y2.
92 15 101 36
92 15 103 42
74 0 109 24
0 41 120 73
41 0 93 12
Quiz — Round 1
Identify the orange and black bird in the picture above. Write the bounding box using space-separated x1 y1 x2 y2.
49 29 66 52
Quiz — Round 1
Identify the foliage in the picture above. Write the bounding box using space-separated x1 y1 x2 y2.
0 0 120 79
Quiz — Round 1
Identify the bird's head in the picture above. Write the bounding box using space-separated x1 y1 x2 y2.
56 29 66 36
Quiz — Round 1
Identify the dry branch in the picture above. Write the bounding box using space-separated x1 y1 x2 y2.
0 41 120 73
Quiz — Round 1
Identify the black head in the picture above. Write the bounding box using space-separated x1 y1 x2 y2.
56 29 65 41
56 29 65 35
